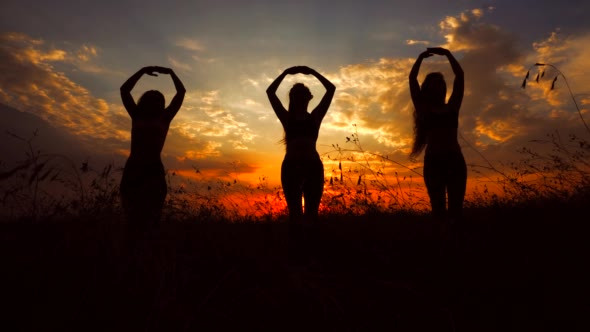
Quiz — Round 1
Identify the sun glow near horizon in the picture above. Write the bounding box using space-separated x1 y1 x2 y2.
1 2 589 216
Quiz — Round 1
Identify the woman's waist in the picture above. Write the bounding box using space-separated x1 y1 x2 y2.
426 138 460 147
425 143 462 157
126 154 164 167
128 146 163 158
286 137 317 147
426 130 460 151
426 131 459 146
284 148 321 161
285 139 318 153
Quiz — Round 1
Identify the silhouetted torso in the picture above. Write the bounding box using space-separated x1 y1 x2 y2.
424 105 461 155
409 48 466 219
119 66 185 227
283 113 321 161
120 112 169 228
267 66 335 224
128 114 170 163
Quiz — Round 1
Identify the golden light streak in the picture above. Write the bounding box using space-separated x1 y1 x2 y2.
475 119 520 143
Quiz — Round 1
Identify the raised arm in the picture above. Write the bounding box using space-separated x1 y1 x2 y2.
266 68 293 126
159 67 186 122
120 66 156 118
428 47 464 111
409 51 432 107
305 67 336 122
446 50 464 111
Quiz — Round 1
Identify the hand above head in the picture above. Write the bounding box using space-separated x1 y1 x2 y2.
419 50 434 59
284 66 302 75
154 66 173 75
298 66 315 75
426 47 450 56
142 66 172 76
284 65 317 76
142 66 158 76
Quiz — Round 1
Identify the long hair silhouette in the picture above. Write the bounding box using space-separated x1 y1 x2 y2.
412 72 446 156
119 66 185 228
266 66 335 223
409 48 466 219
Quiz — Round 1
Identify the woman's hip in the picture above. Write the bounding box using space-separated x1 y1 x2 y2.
282 156 323 173
423 150 466 176
121 159 166 190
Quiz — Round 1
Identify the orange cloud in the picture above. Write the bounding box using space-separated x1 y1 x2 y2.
174 90 256 150
322 58 415 151
178 141 222 160
168 56 193 72
0 33 121 143
174 37 205 52
315 6 590 190
76 45 98 62
475 119 521 143
406 39 429 46
0 32 255 174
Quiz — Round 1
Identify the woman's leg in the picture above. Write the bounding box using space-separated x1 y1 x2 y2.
120 186 137 225
424 154 447 218
281 159 303 223
121 163 141 229
282 160 306 264
447 152 467 220
303 158 324 222
120 162 166 229
142 173 167 226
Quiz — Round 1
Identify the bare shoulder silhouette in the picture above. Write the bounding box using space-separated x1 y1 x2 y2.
409 48 466 220
266 66 335 224
119 66 186 228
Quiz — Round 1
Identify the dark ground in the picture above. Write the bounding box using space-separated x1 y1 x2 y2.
0 203 588 331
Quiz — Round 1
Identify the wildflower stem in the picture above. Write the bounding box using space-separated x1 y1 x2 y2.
529 63 590 135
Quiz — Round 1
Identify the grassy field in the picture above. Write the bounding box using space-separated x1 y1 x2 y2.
1 129 589 330
1 193 588 331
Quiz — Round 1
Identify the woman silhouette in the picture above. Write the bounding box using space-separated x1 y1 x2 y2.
120 66 185 227
409 48 466 219
266 66 335 223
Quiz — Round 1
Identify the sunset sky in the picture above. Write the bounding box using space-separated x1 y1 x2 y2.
1 0 589 197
